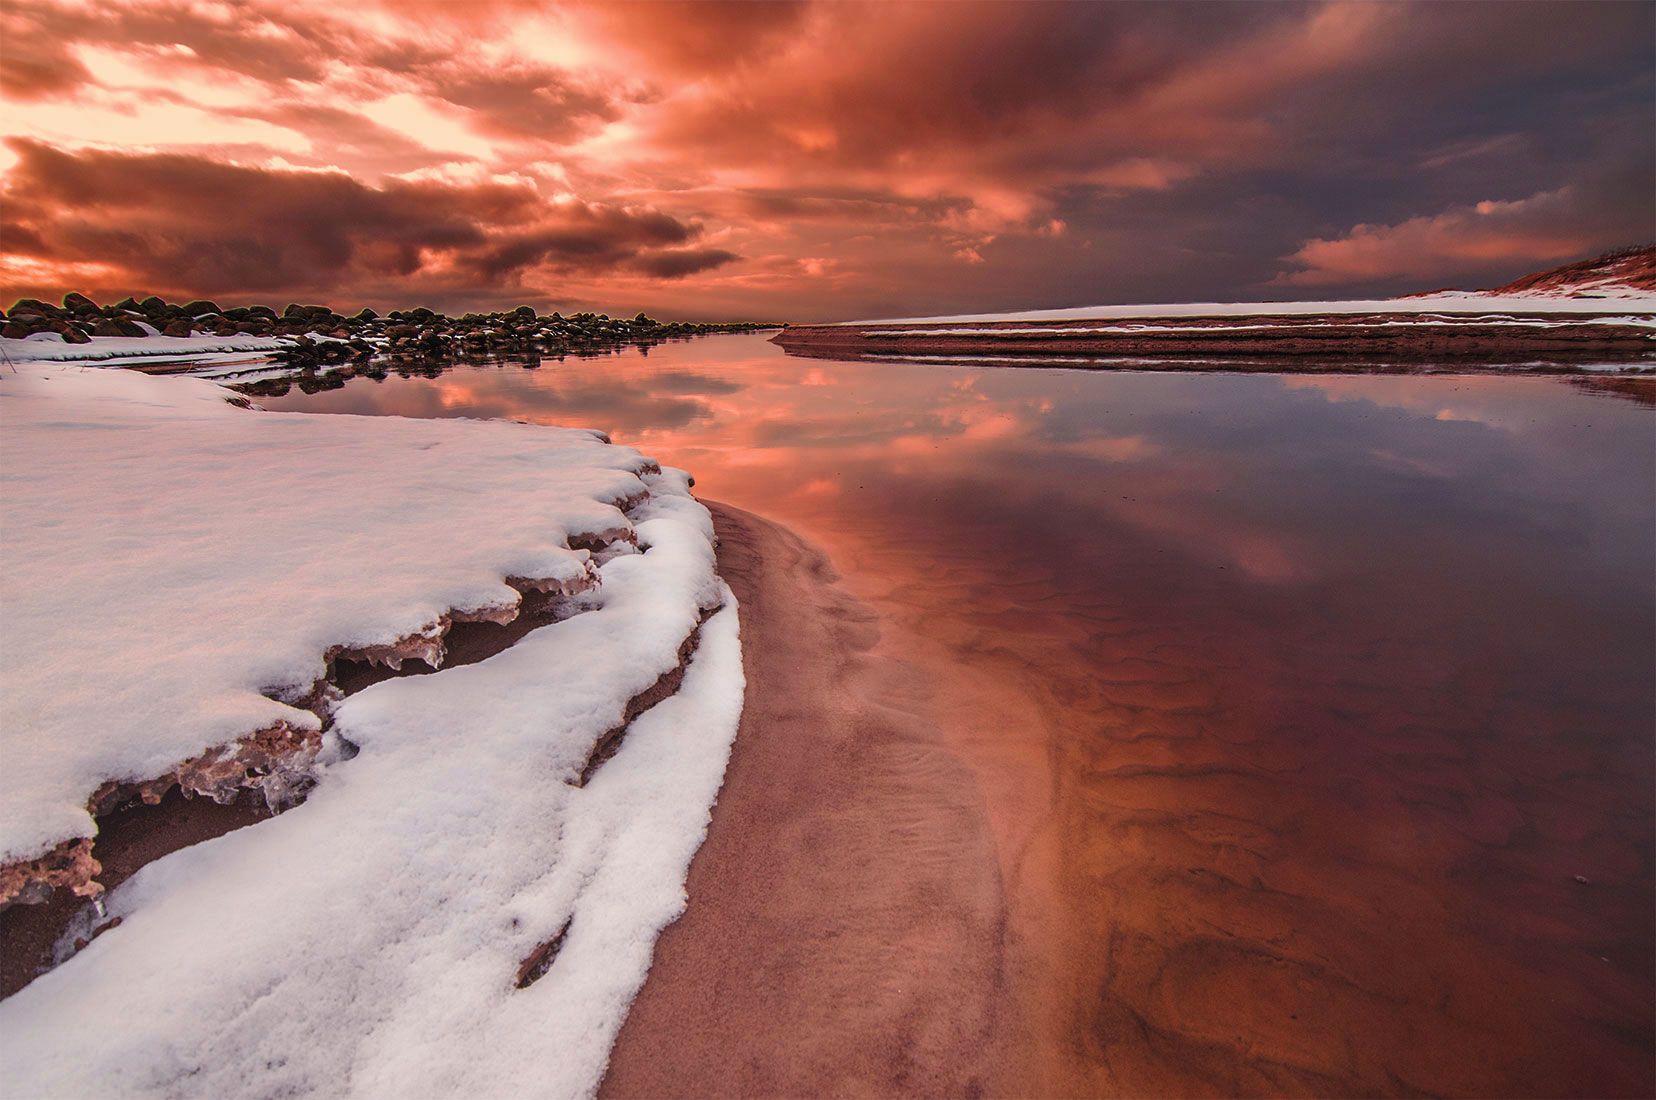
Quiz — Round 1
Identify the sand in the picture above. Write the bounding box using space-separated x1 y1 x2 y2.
600 503 1019 1098
606 497 1654 1098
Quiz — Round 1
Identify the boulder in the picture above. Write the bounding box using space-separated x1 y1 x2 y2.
180 299 221 316
352 307 378 321
62 292 99 314
162 320 193 337
139 296 168 314
91 318 147 337
10 298 57 316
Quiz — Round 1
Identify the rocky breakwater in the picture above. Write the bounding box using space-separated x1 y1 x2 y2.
2 293 780 371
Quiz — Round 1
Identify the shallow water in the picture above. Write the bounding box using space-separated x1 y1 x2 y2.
263 335 1655 1096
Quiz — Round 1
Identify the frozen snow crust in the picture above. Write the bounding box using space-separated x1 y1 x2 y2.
1 365 745 1096
842 289 1656 326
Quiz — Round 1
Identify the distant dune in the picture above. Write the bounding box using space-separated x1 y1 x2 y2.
774 247 1656 369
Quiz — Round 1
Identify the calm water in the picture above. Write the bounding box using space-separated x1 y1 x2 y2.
263 335 1654 1096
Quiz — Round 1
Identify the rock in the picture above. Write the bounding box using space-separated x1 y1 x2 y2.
353 307 378 321
114 296 141 311
10 298 56 316
139 296 167 314
91 318 146 337
60 326 91 344
180 299 221 316
62 292 99 314
162 320 193 337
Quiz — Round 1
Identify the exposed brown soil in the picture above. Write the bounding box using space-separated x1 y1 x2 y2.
515 918 572 990
1490 244 1656 294
333 586 584 695
578 610 712 787
1 788 270 998
774 312 1654 365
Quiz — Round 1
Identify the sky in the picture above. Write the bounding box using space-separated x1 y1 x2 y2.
0 0 1651 321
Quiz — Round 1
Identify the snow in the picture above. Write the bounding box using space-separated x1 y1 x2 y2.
860 315 1656 336
866 352 1654 373
0 332 290 364
846 290 1656 326
0 365 715 861
1 363 743 1096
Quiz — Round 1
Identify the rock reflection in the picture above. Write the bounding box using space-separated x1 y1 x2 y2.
261 336 1655 1097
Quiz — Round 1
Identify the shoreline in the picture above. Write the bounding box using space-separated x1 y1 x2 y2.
773 315 1655 367
600 502 1018 1097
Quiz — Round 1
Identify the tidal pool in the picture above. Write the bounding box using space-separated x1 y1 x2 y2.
263 335 1655 1096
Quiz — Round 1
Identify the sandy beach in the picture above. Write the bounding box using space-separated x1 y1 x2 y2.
606 488 1654 1098
602 503 1016 1097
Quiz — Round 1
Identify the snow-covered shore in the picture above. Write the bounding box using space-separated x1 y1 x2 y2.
778 253 1656 366
775 294 1656 366
0 364 742 1096
0 331 293 365
842 289 1656 327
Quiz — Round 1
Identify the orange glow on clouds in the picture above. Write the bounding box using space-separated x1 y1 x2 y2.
0 0 1651 318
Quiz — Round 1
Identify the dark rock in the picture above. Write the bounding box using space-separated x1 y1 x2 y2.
62 292 99 314
10 298 57 316
60 327 91 344
353 307 378 321
139 296 167 314
180 299 221 316
91 318 147 337
114 297 141 311
162 320 193 337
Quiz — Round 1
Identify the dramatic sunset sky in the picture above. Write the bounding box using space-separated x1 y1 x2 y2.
1 0 1651 320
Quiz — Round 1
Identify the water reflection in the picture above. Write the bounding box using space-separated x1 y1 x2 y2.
262 336 1654 1096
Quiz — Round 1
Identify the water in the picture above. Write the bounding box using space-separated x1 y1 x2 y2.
262 335 1655 1095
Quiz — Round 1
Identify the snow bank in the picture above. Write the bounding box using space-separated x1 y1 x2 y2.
0 332 290 363
847 290 1656 326
860 315 1656 336
1 365 667 864
0 364 743 1096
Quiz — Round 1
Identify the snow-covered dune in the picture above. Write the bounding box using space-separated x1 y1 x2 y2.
842 290 1656 327
775 249 1656 368
0 365 742 1096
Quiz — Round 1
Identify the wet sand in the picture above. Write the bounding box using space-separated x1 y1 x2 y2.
601 503 1016 1097
606 499 1654 1098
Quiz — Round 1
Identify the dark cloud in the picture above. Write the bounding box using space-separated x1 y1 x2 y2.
466 206 698 279
0 0 1649 317
629 248 741 279
1 139 739 301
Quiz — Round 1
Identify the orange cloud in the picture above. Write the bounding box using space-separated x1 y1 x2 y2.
0 0 1650 317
